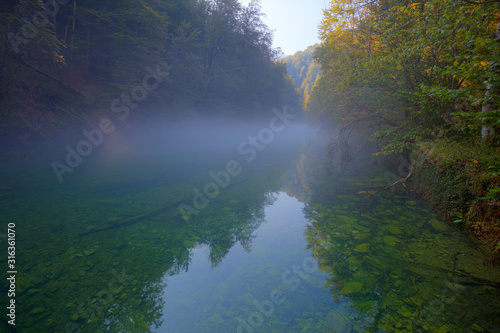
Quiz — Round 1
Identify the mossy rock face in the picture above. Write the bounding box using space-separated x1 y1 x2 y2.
354 243 370 253
383 235 400 247
340 281 363 295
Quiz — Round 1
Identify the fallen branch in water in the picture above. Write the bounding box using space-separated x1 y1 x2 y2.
78 199 185 237
79 178 248 236
381 166 414 191
357 167 414 196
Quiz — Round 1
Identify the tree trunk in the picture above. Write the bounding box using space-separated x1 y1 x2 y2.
481 83 494 139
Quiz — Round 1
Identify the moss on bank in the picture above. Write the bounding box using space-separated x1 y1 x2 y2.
411 139 500 264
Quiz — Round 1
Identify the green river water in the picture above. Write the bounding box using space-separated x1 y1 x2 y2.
0 121 499 332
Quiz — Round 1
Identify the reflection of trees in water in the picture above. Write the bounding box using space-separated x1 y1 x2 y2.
280 129 382 211
301 183 500 332
303 204 382 331
288 139 479 332
102 277 167 333
90 172 281 331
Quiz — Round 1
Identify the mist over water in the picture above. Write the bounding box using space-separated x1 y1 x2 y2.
38 110 311 185
1 111 499 333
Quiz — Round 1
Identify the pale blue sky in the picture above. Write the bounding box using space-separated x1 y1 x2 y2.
240 0 328 56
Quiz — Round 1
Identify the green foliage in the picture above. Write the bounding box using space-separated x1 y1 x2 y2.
0 0 302 135
281 45 321 104
413 138 500 255
308 0 500 151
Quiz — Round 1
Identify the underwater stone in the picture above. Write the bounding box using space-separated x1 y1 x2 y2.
338 215 357 224
354 243 370 253
383 236 400 247
347 256 361 266
321 310 348 332
397 308 412 318
364 256 385 270
208 314 225 324
471 324 485 332
84 248 97 256
429 219 449 231
340 281 363 295
29 307 45 315
385 225 404 235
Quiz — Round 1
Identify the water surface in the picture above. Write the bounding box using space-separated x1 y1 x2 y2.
1 120 499 332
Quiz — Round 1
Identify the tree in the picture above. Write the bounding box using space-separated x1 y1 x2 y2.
308 0 500 153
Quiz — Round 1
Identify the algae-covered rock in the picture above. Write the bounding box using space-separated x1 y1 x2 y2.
354 243 370 253
471 324 485 332
429 219 449 231
364 256 385 270
397 307 413 318
208 314 224 324
383 235 400 247
385 225 404 235
303 275 327 289
346 256 361 266
29 307 45 315
338 215 357 224
340 281 363 295
320 310 348 332
84 248 97 256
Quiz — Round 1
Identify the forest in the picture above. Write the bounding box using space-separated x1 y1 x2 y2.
306 0 500 260
282 45 321 105
1 1 500 332
1 0 499 258
0 0 301 143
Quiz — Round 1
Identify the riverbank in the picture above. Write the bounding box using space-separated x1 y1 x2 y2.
411 138 500 264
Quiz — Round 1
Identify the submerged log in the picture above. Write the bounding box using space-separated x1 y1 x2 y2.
79 178 247 237
78 199 185 237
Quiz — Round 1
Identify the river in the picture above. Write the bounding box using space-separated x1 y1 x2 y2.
1 117 499 332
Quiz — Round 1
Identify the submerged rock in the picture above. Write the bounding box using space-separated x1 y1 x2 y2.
383 235 400 247
471 324 485 332
338 215 357 224
208 313 224 324
354 243 370 253
429 218 449 231
29 307 45 315
385 225 404 235
320 310 348 333
340 281 363 295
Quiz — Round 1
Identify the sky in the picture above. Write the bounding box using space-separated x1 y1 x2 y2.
240 0 328 56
